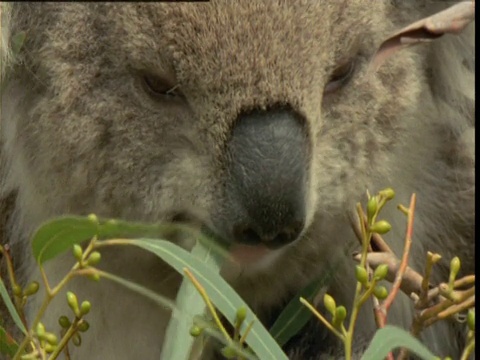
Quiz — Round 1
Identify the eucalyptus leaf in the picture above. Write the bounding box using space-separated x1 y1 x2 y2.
269 266 334 347
31 216 97 264
362 325 438 360
0 278 26 335
31 216 195 265
128 238 289 360
161 241 223 360
0 325 19 357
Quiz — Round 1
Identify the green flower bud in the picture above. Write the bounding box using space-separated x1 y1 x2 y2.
86 251 101 266
87 273 101 282
428 252 442 263
467 309 475 331
66 291 81 317
78 320 90 333
355 266 369 285
23 281 40 296
36 322 46 339
44 343 56 353
379 188 395 200
220 346 237 359
80 301 91 315
370 220 392 234
373 264 389 281
58 315 71 329
72 333 82 347
450 257 461 278
45 332 58 346
189 325 203 337
373 286 388 300
367 196 378 220
323 294 336 315
73 244 83 262
13 284 22 297
236 306 247 324
87 213 98 224
333 305 347 328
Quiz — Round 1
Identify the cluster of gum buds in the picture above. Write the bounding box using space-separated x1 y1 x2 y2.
12 281 40 312
58 292 91 348
348 189 475 360
299 188 397 359
21 291 91 359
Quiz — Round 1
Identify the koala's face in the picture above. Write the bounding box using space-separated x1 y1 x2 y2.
12 1 420 269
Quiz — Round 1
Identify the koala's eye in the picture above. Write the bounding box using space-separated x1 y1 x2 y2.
324 61 355 94
142 73 183 98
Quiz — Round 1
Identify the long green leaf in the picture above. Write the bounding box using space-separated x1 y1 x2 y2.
95 269 176 312
161 241 222 360
31 216 196 265
128 239 289 360
0 278 26 335
269 266 334 347
362 325 438 360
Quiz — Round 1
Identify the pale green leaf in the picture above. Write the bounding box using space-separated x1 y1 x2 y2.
362 325 438 360
161 241 223 360
128 239 289 360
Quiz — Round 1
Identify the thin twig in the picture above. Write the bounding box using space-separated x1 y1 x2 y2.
299 297 344 340
383 194 416 312
183 268 232 342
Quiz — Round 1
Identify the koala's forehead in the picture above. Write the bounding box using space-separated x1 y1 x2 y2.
99 1 386 107
18 1 389 114
107 2 383 68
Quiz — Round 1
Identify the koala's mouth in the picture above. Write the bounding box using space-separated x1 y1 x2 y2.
171 213 279 266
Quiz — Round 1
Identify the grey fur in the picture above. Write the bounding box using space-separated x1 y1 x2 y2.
0 1 474 359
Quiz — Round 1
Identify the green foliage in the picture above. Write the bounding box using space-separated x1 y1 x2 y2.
0 278 26 335
31 216 97 264
161 242 223 360
363 326 437 360
0 188 475 359
129 238 288 360
0 326 19 357
269 275 330 347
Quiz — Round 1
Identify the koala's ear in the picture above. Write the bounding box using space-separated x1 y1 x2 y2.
370 1 475 72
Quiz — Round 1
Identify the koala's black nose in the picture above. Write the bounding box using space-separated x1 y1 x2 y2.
224 108 308 250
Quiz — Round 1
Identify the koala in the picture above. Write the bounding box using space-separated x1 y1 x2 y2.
0 1 475 359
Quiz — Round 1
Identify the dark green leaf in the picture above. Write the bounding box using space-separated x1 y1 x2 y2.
0 326 19 358
269 265 335 347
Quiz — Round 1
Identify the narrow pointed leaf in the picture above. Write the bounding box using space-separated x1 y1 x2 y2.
0 278 26 335
128 238 288 360
161 242 223 360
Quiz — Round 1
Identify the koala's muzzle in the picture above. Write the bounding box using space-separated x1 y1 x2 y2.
224 108 309 250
